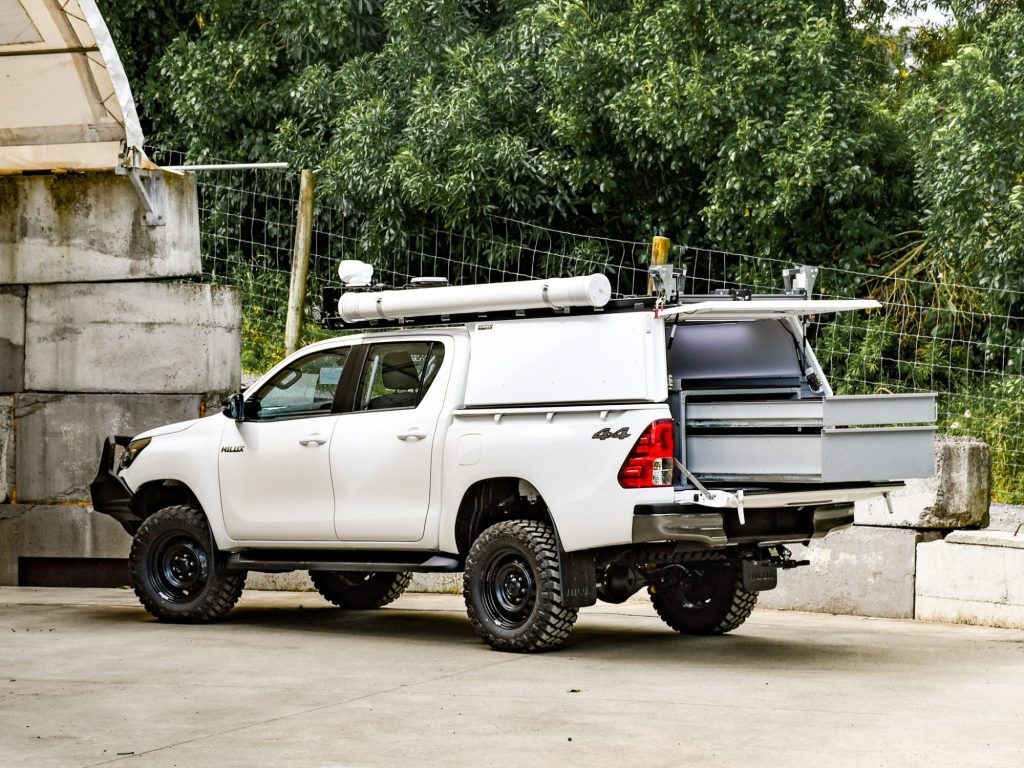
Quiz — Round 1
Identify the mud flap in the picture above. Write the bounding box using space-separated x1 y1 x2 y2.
559 548 597 607
741 560 778 592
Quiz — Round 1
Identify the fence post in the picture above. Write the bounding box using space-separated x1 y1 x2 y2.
285 169 315 356
648 235 671 295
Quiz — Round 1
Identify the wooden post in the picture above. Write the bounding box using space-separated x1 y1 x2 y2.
284 169 315 356
648 235 671 295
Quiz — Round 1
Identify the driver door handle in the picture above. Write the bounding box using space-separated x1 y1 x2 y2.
397 428 427 442
298 434 327 446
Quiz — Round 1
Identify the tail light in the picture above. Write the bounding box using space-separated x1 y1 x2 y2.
618 419 675 488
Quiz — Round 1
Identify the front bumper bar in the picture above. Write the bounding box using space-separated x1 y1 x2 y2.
89 435 136 532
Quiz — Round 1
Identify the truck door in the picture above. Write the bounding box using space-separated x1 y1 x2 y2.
331 340 449 542
219 346 353 541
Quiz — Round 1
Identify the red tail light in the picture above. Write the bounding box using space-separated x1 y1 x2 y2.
618 419 675 488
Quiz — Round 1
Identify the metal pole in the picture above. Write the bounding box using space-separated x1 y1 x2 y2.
648 235 671 295
161 162 290 172
284 169 315 356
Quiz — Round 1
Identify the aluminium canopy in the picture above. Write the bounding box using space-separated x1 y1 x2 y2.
0 0 151 171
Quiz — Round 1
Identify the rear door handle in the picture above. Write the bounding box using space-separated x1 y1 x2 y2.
298 434 327 446
397 428 427 442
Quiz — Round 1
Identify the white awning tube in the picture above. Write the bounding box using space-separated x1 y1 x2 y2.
338 274 612 323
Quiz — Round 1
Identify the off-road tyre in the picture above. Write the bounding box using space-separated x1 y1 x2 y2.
130 504 246 623
309 571 412 609
649 563 757 635
464 520 579 653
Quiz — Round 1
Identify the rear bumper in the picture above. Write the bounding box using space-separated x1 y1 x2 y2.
631 484 898 546
89 435 137 532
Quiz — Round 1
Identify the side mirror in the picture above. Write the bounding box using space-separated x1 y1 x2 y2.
222 392 247 422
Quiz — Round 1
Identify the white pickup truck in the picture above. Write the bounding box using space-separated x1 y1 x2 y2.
90 266 935 652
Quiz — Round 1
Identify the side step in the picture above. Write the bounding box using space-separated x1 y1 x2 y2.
226 550 462 574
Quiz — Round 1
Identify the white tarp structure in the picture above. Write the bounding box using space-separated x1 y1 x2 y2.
0 0 151 171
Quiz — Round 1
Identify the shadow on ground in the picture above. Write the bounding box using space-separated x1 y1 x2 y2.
68 599 887 665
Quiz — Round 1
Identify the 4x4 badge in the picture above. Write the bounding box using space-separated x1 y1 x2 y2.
592 427 630 440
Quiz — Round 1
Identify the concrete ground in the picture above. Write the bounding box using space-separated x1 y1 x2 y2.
2 589 1022 768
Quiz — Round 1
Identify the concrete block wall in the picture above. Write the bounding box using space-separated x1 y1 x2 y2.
0 170 241 586
1 396 12 503
915 531 1024 629
0 172 200 283
14 393 210 502
25 283 241 394
0 286 25 392
0 505 132 585
758 527 941 619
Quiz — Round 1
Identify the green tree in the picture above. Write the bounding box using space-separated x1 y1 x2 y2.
147 0 385 160
902 9 1024 297
273 0 913 267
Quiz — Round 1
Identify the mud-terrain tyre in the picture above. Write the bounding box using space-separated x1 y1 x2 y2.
464 520 578 653
649 563 757 635
130 504 246 622
309 571 412 609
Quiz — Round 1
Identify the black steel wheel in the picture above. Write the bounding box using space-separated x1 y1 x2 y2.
464 520 578 652
309 571 411 609
130 504 245 622
649 563 757 635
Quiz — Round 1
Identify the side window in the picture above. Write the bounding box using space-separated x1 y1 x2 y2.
250 348 351 420
356 342 445 412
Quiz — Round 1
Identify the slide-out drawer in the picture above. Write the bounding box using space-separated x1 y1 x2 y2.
685 393 936 429
685 426 936 483
682 392 936 483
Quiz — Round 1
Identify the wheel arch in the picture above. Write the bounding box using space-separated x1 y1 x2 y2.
129 479 202 526
453 477 557 556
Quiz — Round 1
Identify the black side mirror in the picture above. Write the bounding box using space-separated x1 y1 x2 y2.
222 392 247 422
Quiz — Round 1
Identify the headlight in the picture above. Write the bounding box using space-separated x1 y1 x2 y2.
120 437 152 469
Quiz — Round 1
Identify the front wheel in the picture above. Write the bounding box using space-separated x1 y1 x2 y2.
649 563 757 635
464 520 578 652
130 504 246 622
309 571 411 609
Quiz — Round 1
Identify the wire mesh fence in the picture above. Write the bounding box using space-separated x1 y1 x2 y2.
163 159 1024 503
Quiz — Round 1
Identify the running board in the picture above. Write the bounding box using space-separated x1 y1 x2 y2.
226 551 462 573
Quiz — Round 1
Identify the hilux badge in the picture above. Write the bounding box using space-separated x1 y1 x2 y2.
221 445 245 453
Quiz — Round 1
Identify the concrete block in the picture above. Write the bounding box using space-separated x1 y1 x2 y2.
0 396 11 502
0 504 131 586
0 286 25 392
246 572 315 592
0 171 199 284
25 282 241 394
757 525 938 619
916 532 1024 629
409 573 461 594
244 572 462 595
855 435 990 529
14 393 206 502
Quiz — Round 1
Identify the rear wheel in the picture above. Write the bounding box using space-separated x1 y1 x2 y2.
649 563 756 635
130 504 246 622
309 571 411 609
464 520 578 652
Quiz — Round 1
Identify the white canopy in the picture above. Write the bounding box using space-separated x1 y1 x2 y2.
0 0 151 171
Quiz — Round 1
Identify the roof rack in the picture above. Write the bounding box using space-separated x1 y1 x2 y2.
311 263 840 332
